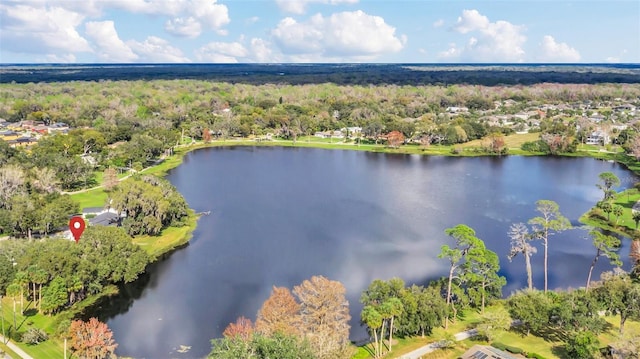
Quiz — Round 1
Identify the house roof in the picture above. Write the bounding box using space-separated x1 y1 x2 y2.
89 212 119 226
82 207 105 214
460 345 519 359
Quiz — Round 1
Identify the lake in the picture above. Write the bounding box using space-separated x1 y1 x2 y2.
99 147 638 358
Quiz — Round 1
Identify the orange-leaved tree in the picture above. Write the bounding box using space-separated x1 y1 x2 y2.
255 286 301 337
68 317 117 359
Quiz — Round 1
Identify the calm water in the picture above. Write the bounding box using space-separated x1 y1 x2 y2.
100 147 638 358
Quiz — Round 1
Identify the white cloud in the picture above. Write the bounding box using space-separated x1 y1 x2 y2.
189 0 229 30
195 38 278 63
45 53 77 63
127 36 191 63
0 2 91 55
438 43 462 60
271 10 405 60
67 0 230 36
441 9 526 62
85 21 138 62
165 17 202 38
275 0 358 15
432 19 444 28
537 35 580 62
195 42 249 63
452 9 489 34
250 38 275 62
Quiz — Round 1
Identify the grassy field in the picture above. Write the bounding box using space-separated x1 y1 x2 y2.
462 132 540 149
580 188 640 238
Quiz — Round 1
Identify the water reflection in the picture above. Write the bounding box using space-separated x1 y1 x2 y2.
101 148 638 358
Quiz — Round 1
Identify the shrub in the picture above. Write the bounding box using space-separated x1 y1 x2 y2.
22 328 48 345
526 353 547 359
504 345 524 354
491 342 507 350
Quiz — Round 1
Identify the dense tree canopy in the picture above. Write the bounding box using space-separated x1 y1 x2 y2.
111 175 189 236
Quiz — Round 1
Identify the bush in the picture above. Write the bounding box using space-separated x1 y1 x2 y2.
22 328 48 345
526 353 547 359
491 342 524 354
491 342 507 350
504 345 524 354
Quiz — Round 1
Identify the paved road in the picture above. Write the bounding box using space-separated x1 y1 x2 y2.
0 335 34 359
397 329 478 359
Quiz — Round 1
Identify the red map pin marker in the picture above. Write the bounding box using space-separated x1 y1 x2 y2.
69 216 85 243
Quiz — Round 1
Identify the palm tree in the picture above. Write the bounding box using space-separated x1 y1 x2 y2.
6 283 20 329
14 271 28 313
613 205 624 225
632 211 640 229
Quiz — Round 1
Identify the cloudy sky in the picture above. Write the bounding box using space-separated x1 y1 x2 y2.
1 0 638 64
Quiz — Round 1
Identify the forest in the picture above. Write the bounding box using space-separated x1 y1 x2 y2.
1 72 640 358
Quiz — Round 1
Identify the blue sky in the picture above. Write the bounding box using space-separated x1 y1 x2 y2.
1 0 638 63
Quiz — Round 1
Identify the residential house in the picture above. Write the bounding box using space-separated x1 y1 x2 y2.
460 345 519 359
586 130 610 145
83 207 122 227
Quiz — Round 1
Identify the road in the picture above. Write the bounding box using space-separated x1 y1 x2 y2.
397 329 478 359
0 335 34 359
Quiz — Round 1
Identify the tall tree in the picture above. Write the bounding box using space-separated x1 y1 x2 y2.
613 205 624 225
438 224 484 328
102 167 119 192
594 271 640 334
597 172 620 200
507 290 553 336
464 247 506 313
255 286 301 337
528 200 571 292
361 305 383 358
6 282 20 329
293 276 351 359
508 222 537 290
68 318 118 359
632 211 640 229
41 277 68 315
586 230 621 291
383 297 402 352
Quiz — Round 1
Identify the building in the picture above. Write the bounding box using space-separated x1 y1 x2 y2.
460 345 520 359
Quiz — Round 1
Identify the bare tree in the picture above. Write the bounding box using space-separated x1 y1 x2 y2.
0 165 26 209
31 167 59 194
508 223 537 290
293 276 351 359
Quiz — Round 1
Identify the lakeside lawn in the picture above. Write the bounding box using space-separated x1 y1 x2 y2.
580 188 640 238
133 210 198 260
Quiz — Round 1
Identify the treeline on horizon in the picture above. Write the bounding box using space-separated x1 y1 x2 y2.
2 63 640 85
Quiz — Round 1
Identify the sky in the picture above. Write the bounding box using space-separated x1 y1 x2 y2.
0 0 639 64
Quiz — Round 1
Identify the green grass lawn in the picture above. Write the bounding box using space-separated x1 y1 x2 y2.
132 210 198 260
69 188 109 210
462 132 540 149
580 188 640 238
